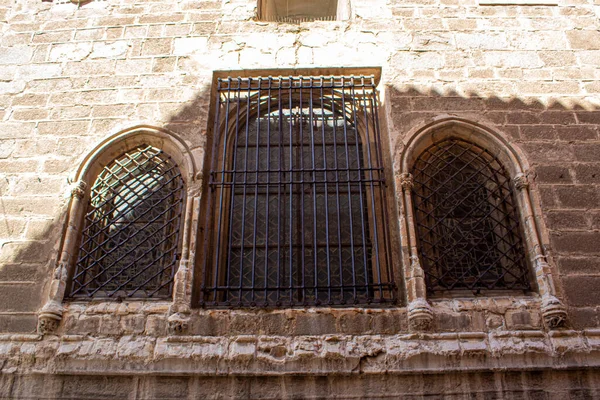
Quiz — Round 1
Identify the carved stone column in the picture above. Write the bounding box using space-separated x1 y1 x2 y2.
168 181 201 335
38 180 87 335
513 173 568 329
397 172 433 331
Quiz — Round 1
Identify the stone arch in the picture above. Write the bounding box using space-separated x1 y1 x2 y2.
38 125 200 335
396 117 567 331
73 124 198 186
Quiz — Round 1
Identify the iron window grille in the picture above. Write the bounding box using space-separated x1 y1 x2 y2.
411 138 531 294
69 145 184 299
202 75 395 307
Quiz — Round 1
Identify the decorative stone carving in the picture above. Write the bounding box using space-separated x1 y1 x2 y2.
398 172 414 191
37 299 64 335
37 314 61 335
408 298 433 331
70 180 87 199
513 173 530 191
541 294 568 329
167 312 190 335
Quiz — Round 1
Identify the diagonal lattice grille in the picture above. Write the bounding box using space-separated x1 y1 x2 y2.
69 145 184 299
411 139 531 294
202 75 395 307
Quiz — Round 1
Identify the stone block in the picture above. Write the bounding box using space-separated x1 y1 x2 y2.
338 312 372 334
145 315 167 336
141 38 173 56
573 143 600 162
372 311 406 334
551 232 600 255
569 307 599 329
119 315 146 334
0 47 33 65
555 186 598 209
69 315 101 335
435 312 471 332
261 312 290 335
59 376 135 399
563 276 600 306
294 313 336 335
0 241 55 263
0 284 41 312
574 164 600 184
188 314 224 336
0 314 37 333
546 211 589 230
535 165 573 184
566 30 600 49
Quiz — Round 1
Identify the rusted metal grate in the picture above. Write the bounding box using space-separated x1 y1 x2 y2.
69 145 184 299
202 75 395 307
411 139 531 294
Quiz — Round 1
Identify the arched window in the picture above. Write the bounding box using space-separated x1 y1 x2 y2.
68 145 185 299
202 75 395 307
411 138 531 294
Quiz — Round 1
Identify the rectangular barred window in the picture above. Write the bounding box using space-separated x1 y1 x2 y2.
257 0 351 22
201 74 395 307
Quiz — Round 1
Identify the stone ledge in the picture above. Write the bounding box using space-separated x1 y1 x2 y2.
1 330 600 376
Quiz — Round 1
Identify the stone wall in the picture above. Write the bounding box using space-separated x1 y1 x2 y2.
0 0 599 397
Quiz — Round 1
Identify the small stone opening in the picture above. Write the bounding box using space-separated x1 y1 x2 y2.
258 0 351 22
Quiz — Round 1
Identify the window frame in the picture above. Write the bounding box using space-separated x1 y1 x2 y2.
66 145 186 300
37 126 200 334
195 69 400 309
396 118 568 330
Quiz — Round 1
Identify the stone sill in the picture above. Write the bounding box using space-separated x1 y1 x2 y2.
57 296 545 337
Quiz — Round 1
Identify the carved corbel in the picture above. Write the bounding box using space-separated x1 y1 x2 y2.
37 262 69 335
541 294 568 329
407 298 433 332
406 255 433 331
167 260 191 335
531 244 568 329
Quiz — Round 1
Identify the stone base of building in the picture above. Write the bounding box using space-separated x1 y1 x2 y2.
2 369 600 399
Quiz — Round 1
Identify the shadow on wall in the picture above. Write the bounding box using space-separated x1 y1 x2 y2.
1 83 599 333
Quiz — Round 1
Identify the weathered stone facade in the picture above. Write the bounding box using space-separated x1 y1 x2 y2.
0 0 599 398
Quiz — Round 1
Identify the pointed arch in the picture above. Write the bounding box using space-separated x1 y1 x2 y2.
38 125 200 332
397 117 568 330
73 125 198 186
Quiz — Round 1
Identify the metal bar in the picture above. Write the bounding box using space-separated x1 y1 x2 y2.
330 79 345 302
359 76 382 300
212 78 233 301
288 76 294 305
250 78 262 305
339 77 358 302
298 79 306 304
349 77 370 302
309 77 319 304
224 78 243 303
263 76 273 305
319 77 332 304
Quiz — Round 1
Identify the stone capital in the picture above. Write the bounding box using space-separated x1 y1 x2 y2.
70 180 87 199
513 173 529 191
397 172 413 191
